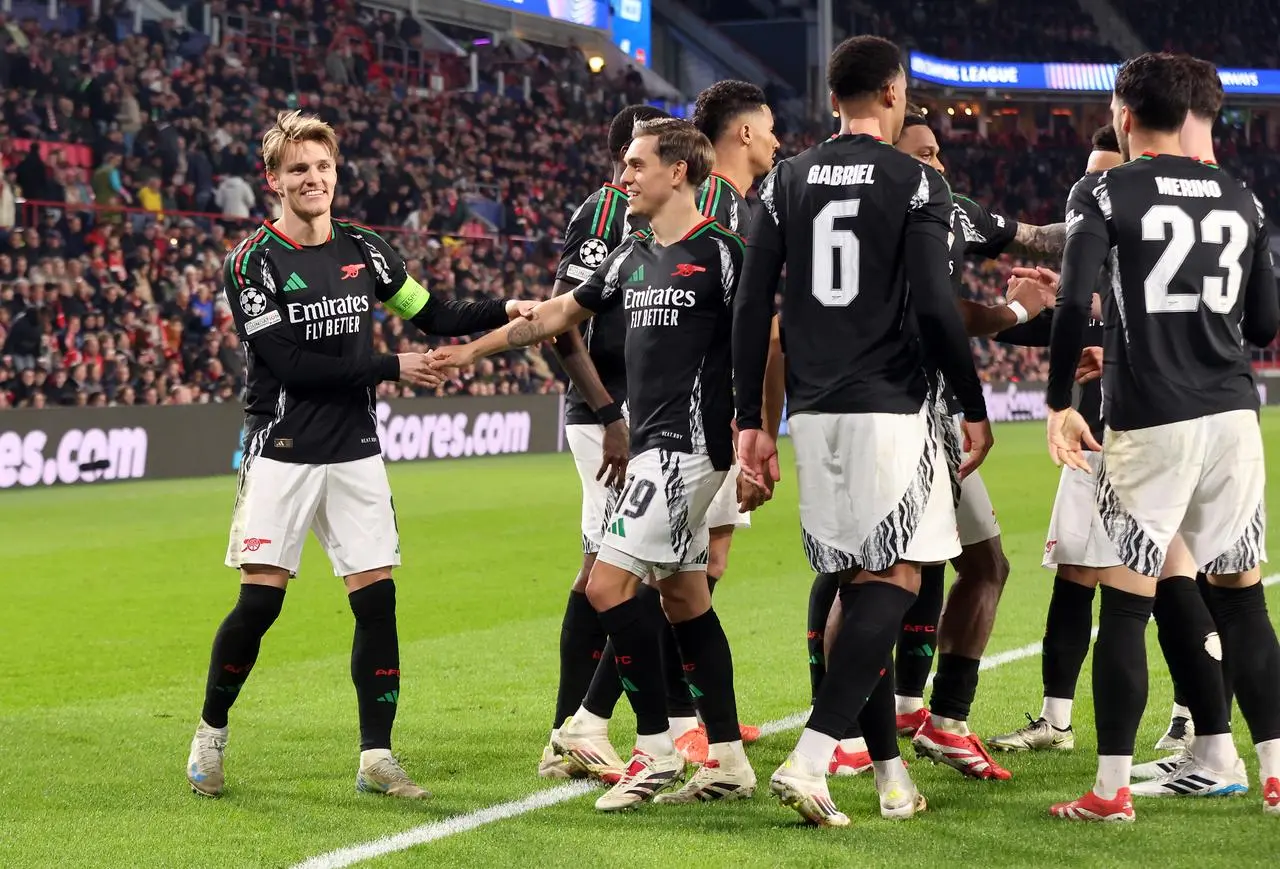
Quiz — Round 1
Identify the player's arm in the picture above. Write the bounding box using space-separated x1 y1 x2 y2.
1005 221 1067 259
1241 195 1280 348
733 167 787 494
733 169 785 433
225 249 406 389
546 192 625 423
995 309 1054 346
953 194 1025 260
1045 177 1108 468
431 244 629 373
359 227 515 335
761 315 786 440
1047 178 1110 412
908 167 987 420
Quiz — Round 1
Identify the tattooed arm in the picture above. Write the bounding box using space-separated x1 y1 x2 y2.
428 293 594 371
1005 222 1067 259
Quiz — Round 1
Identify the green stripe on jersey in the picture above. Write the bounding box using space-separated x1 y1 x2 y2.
227 229 268 290
708 224 746 254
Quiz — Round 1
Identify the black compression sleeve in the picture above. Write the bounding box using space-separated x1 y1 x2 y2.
1242 226 1279 348
732 245 783 430
1046 232 1109 410
995 309 1054 347
905 223 986 421
411 296 509 337
252 328 399 389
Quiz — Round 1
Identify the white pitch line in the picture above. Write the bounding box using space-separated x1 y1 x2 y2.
293 573 1280 869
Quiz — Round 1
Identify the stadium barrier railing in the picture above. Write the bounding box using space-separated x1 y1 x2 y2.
11 199 545 248
0 393 567 491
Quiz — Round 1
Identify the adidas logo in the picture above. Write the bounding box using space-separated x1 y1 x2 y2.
283 272 308 292
607 517 626 538
627 265 645 283
375 690 399 704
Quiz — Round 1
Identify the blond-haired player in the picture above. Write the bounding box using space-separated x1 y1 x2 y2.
185 111 533 799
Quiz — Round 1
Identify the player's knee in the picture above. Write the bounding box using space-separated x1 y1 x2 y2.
1058 565 1100 589
345 567 392 593
1206 567 1262 589
348 577 395 624
232 581 286 633
585 569 628 612
572 554 596 592
707 551 729 582
659 579 710 624
955 538 1009 591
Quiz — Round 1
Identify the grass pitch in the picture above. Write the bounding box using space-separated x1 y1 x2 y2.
2 414 1278 868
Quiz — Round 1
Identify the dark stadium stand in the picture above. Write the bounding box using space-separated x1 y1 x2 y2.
2 1 1279 409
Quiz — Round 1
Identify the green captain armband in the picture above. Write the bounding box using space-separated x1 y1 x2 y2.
383 277 431 319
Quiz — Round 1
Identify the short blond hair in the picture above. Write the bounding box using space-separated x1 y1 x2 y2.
262 110 340 173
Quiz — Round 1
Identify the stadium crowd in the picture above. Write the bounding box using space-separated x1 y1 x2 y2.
1 1 1278 410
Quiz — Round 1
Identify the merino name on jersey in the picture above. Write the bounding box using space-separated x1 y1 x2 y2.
626 285 698 327
1155 176 1223 198
806 163 877 186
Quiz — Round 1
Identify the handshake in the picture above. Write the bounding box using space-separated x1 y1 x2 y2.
394 299 538 389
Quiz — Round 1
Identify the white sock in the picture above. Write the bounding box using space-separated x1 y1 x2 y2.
1171 702 1192 722
837 736 867 754
668 716 699 736
1256 738 1280 781
872 758 907 787
1192 732 1239 771
1094 755 1132 799
1041 697 1073 731
572 705 610 733
198 718 228 735
549 727 561 743
895 695 924 715
636 731 675 757
360 748 392 768
931 714 970 736
707 739 748 767
795 728 839 773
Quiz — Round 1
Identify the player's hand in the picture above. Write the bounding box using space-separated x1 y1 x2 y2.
1047 407 1102 471
505 300 538 320
1005 276 1051 320
958 418 994 480
598 419 629 490
1009 265 1060 292
397 353 444 389
737 470 770 513
1076 346 1104 384
427 344 475 374
738 428 780 496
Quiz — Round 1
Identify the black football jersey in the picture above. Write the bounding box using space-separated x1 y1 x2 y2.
225 220 414 464
950 193 1018 290
733 133 986 426
697 172 753 235
556 182 633 425
574 217 744 470
937 191 1020 413
1050 154 1278 430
